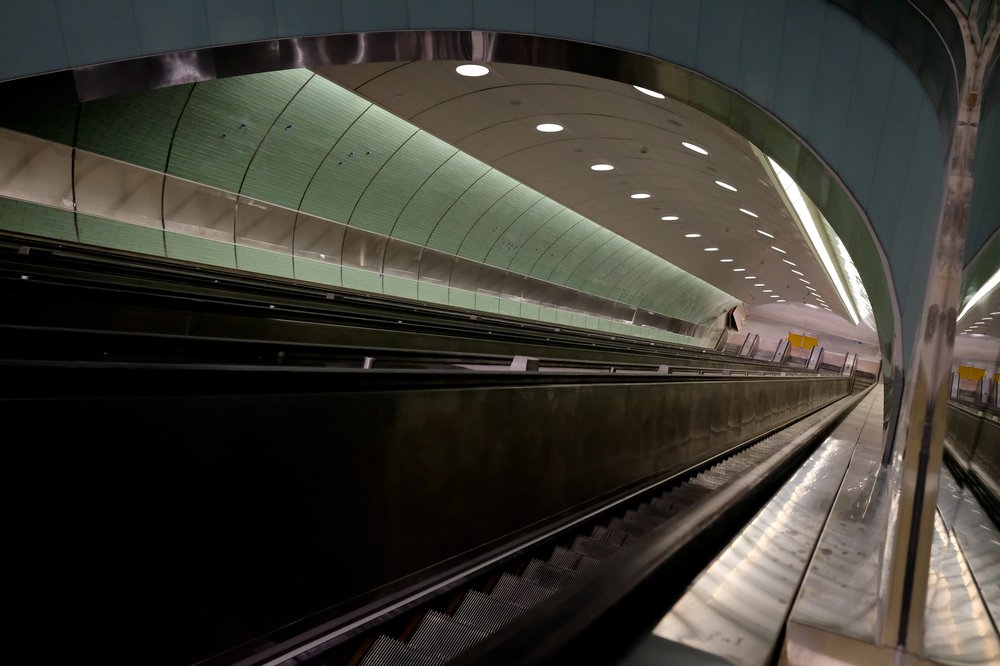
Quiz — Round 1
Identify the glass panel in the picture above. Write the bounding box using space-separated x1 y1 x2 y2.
163 175 236 242
235 196 295 254
341 226 387 271
293 212 345 264
0 128 73 209
75 151 162 229
382 237 423 280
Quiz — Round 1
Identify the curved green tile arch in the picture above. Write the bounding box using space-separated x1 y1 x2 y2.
0 70 738 339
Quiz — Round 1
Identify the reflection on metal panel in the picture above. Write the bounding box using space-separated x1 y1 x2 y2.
235 196 295 254
163 175 235 242
74 150 162 229
382 237 423 280
417 246 455 286
0 128 73 210
475 263 505 298
936 467 1000 633
655 389 880 666
785 390 888 645
340 226 387 271
923 511 1000 664
293 212 345 263
450 257 483 294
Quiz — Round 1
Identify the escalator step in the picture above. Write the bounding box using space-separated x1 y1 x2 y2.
575 553 603 572
637 502 672 519
521 559 581 589
571 535 620 560
409 611 487 659
548 546 583 570
452 590 526 633
608 516 647 537
591 525 629 546
359 636 445 666
650 496 686 517
623 509 663 531
490 572 555 608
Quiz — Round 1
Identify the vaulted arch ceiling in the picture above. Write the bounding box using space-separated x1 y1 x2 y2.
1 67 762 341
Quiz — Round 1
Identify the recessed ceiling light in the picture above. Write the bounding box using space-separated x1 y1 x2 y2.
806 286 816 291
756 229 774 238
769 295 781 299
681 141 708 155
762 289 773 293
985 317 994 320
776 299 786 303
791 269 804 276
661 215 679 221
536 123 563 133
684 233 701 238
771 246 786 254
782 259 796 266
715 180 738 192
720 258 733 263
590 163 614 171
738 208 758 218
805 303 819 310
704 247 719 252
633 84 665 99
991 311 1000 315
745 276 756 279
799 278 810 284
754 283 765 287
456 64 490 77
630 192 651 199
733 268 746 272
975 321 984 324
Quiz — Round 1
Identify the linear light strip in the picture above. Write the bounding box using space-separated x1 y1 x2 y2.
767 157 860 325
958 267 1000 321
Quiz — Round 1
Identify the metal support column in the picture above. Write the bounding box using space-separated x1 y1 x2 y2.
880 2 998 654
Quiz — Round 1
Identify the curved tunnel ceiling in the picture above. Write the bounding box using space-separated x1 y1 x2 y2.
0 66 756 337
318 61 852 320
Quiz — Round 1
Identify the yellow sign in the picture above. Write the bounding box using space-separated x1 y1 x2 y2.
957 365 986 381
788 333 818 349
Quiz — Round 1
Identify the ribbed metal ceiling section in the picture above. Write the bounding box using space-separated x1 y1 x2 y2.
3 69 737 328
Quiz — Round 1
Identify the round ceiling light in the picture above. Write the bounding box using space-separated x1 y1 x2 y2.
536 123 564 133
661 215 679 221
455 64 490 77
715 180 738 192
630 192 652 199
681 141 708 155
590 163 614 171
633 84 665 99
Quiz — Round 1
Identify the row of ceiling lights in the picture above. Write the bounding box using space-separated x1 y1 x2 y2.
961 311 998 336
631 85 834 310
457 64 831 312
